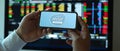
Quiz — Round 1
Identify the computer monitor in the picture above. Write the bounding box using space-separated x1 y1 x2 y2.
5 0 113 51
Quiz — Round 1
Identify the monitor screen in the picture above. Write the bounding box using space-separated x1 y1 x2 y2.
5 0 113 51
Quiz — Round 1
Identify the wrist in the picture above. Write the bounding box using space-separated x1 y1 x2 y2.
16 28 27 43
72 38 90 51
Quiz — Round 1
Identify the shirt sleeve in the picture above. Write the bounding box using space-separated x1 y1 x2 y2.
1 30 27 51
0 42 4 51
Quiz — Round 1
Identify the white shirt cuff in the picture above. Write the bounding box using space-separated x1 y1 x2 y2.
2 30 27 51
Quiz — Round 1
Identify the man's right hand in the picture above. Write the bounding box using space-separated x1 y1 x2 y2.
66 16 90 51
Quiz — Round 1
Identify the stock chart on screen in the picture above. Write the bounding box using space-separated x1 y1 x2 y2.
6 0 112 51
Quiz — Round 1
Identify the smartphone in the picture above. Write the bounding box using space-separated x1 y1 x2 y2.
39 11 79 29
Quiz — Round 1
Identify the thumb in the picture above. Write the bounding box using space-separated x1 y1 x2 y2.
68 30 80 40
66 40 72 46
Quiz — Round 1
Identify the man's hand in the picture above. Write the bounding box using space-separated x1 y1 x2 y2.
66 16 90 51
16 11 47 42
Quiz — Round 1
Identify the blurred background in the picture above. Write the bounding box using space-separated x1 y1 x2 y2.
0 0 120 51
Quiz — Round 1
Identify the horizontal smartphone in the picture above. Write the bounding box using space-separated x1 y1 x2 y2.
39 11 79 29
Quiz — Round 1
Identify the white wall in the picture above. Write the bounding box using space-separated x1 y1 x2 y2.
0 0 5 42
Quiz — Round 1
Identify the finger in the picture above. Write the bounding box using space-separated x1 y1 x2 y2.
35 10 40 19
63 33 70 38
38 29 46 37
34 11 41 27
22 11 35 20
75 30 81 36
36 10 40 14
78 16 88 31
42 29 47 35
36 10 40 15
78 16 89 33
66 40 72 46
37 28 42 36
68 30 79 39
47 28 52 33
27 11 40 20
